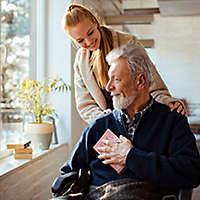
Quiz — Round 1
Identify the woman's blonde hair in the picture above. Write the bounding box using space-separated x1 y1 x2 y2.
64 3 113 88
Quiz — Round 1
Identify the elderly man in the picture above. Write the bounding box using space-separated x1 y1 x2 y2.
53 42 200 200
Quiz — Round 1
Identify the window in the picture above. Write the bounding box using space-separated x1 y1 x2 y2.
1 0 30 108
0 0 71 155
0 0 30 152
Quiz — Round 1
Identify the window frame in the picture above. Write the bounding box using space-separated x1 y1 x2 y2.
30 0 48 80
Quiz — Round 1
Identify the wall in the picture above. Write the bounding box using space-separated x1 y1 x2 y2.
47 0 72 144
126 15 200 107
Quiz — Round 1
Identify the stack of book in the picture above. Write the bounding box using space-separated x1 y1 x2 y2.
7 143 33 159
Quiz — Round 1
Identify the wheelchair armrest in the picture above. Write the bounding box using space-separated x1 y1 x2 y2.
52 171 78 196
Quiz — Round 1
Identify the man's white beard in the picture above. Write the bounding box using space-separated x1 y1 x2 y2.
113 93 136 110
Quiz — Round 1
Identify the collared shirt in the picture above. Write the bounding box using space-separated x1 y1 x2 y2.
122 96 153 141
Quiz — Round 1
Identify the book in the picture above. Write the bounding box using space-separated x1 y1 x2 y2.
7 144 24 149
93 129 125 174
15 148 32 154
14 153 32 159
7 141 31 150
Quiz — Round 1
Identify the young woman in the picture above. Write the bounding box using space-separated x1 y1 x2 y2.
63 3 185 124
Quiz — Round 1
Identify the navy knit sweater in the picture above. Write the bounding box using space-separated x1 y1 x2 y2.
60 99 200 189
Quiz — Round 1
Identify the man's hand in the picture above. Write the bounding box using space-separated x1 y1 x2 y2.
168 101 187 116
97 135 133 165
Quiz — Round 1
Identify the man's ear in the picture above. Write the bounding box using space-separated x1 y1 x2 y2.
135 73 146 89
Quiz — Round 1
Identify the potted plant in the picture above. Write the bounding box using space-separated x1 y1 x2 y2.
18 77 70 151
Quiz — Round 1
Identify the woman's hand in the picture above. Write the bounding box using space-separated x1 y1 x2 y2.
168 101 187 116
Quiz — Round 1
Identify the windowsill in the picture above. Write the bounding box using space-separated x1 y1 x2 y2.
0 149 13 160
0 143 69 199
0 143 66 177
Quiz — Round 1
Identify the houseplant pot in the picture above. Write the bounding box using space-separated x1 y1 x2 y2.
18 78 70 152
24 122 54 151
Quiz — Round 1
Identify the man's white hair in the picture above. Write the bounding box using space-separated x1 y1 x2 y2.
106 40 152 86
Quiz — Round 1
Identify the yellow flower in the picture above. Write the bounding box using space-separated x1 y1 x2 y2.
18 77 70 123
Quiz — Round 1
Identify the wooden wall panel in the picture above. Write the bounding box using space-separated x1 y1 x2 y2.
158 0 200 16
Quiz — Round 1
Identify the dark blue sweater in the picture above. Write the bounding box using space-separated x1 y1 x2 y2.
60 100 200 189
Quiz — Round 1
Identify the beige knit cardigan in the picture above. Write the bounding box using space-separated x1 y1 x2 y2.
73 27 177 124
